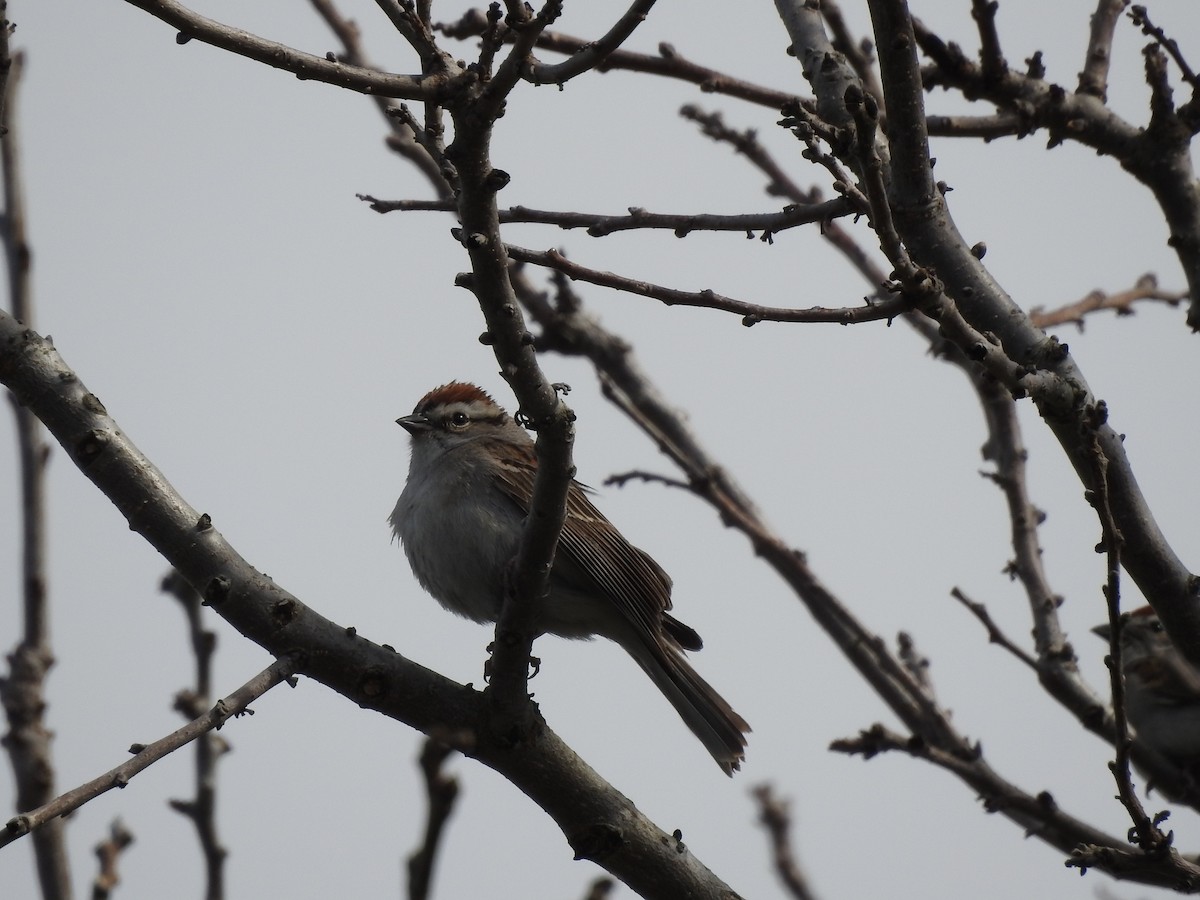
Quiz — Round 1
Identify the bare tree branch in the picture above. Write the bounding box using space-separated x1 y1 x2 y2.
1078 0 1130 100
435 10 802 111
0 217 741 900
820 0 882 107
0 26 72 899
1086 410 1170 852
308 0 451 198
91 819 134 900
525 0 659 86
1030 274 1187 329
971 0 1006 81
406 738 460 900
752 785 820 900
162 572 227 900
951 589 1040 672
1128 4 1200 95
911 11 1200 330
357 192 853 238
830 723 1200 887
370 0 443 66
2 657 299 849
869 0 1200 671
437 0 577 746
507 244 906 325
516 267 1200 887
119 0 467 101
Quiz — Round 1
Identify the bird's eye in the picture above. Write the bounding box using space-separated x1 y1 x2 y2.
448 411 470 428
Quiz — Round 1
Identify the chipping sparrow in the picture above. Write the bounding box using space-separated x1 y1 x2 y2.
1093 606 1200 766
390 382 750 774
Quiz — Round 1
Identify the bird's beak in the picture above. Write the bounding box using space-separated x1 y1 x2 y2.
396 413 432 435
1091 623 1112 640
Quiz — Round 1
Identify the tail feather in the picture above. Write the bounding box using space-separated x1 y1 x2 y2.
626 639 750 775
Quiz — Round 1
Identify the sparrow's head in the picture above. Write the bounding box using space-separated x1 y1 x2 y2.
397 382 522 456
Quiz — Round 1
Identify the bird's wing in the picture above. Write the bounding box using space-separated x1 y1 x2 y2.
493 460 680 646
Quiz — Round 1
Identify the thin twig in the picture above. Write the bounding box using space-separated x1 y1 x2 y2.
525 0 658 86
1029 274 1187 329
435 10 802 111
1 658 299 849
506 243 908 325
358 193 852 238
406 738 460 900
1086 404 1168 853
162 571 227 900
1129 5 1199 93
752 785 820 900
679 106 815 203
91 819 135 900
120 0 464 100
308 0 451 198
951 589 1039 672
0 30 73 898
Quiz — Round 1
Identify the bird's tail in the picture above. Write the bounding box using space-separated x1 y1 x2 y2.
626 639 750 775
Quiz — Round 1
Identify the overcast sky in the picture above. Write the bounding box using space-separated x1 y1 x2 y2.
4 1 1200 898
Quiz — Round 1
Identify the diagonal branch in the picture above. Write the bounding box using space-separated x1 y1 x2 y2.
524 0 658 86
0 314 740 896
911 11 1200 329
309 0 451 198
516 269 1200 888
2 657 299 849
867 0 1200 670
1030 274 1188 329
120 0 467 100
436 10 802 111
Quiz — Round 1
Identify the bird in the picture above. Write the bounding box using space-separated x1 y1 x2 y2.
1093 606 1200 768
390 382 750 773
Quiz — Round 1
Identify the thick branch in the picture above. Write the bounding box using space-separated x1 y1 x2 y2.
869 0 1200 668
0 314 740 899
912 13 1200 329
519 275 1200 886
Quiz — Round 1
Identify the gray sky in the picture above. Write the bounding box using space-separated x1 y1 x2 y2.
3 1 1200 898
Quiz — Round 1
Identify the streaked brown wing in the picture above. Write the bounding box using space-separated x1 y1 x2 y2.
494 458 673 641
